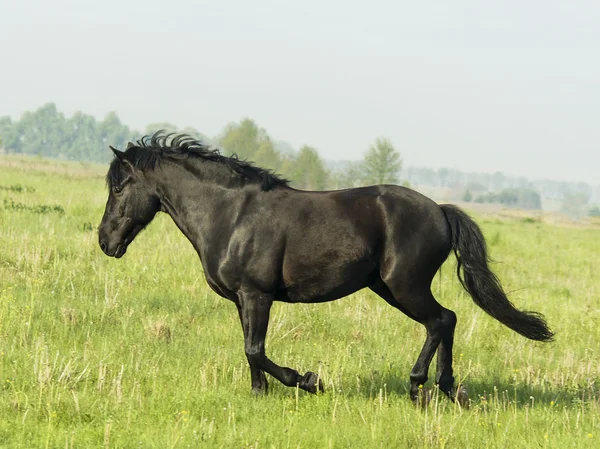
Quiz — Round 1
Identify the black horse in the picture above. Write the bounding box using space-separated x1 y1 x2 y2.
99 132 553 404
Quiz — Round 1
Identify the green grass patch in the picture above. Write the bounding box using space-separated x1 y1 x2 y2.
0 155 599 448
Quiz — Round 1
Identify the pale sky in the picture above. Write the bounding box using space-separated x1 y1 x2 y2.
1 0 599 184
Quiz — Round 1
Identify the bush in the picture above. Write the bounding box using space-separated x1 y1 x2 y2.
3 198 65 214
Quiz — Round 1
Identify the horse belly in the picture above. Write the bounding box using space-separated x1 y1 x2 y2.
278 258 376 303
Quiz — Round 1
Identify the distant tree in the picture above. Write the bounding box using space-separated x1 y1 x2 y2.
15 103 69 157
181 126 210 143
561 192 590 219
421 168 436 185
67 111 98 160
145 122 178 135
491 171 506 191
518 188 542 210
362 137 402 185
288 145 329 190
0 103 135 162
589 205 600 217
273 140 297 158
437 167 449 187
219 118 262 158
463 189 473 202
475 188 541 210
253 139 282 170
464 182 487 194
0 116 14 150
333 162 365 189
218 118 283 170
98 111 136 160
403 167 436 186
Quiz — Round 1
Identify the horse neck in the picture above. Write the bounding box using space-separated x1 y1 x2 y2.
150 158 245 254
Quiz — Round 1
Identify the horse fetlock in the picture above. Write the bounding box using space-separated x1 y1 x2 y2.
251 373 269 395
251 385 268 396
409 372 428 388
436 375 455 396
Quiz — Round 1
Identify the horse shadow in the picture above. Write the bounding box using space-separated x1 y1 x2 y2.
344 370 592 409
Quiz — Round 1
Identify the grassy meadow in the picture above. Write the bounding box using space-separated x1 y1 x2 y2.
1 155 600 448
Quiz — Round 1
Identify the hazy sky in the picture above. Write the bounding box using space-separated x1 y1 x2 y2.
1 0 599 183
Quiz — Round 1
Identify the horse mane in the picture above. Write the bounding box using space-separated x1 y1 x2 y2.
107 131 289 191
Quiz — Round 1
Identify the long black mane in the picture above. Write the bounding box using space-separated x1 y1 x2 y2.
107 131 289 191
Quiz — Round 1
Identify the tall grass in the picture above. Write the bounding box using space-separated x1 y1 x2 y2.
1 156 599 448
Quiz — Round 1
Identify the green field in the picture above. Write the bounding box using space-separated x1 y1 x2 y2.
1 155 599 448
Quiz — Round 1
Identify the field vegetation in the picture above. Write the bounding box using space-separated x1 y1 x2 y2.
1 155 599 448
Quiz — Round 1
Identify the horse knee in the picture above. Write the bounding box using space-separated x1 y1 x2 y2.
245 346 265 367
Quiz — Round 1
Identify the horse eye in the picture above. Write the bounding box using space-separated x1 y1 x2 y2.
113 185 123 194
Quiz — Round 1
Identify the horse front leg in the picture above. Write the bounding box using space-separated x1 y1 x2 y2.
237 290 324 394
236 304 269 394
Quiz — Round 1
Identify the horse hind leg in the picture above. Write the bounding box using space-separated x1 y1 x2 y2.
370 279 459 404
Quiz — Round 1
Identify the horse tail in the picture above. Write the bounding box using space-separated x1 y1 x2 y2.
440 204 553 342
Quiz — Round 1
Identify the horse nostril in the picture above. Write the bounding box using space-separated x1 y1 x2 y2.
100 241 108 252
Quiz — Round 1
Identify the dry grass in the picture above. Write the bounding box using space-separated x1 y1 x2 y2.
146 318 173 343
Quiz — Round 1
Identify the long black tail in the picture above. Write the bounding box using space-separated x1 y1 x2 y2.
440 204 553 342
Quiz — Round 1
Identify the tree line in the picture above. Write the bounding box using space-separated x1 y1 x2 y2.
1 103 598 216
0 103 135 163
0 103 402 191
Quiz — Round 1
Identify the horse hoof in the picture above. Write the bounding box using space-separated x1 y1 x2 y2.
412 387 432 408
455 384 469 409
300 371 324 394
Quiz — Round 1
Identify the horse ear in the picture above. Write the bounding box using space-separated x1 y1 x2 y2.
110 146 125 160
126 141 135 149
110 146 134 171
